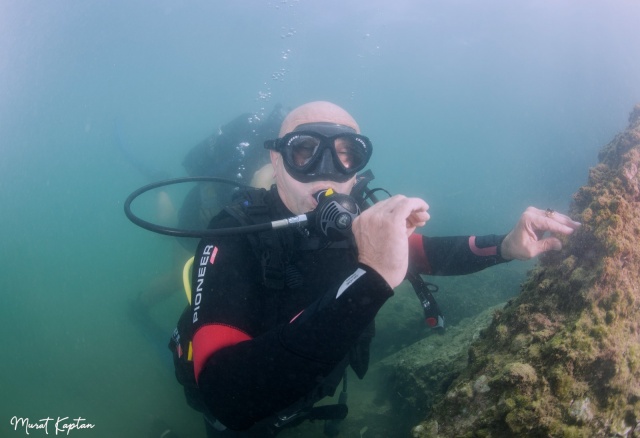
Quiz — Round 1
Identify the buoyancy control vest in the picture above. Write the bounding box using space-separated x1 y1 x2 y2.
169 187 367 434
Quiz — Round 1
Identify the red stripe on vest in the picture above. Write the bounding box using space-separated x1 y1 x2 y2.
192 324 252 382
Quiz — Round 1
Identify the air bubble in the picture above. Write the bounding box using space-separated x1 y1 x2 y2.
257 90 273 101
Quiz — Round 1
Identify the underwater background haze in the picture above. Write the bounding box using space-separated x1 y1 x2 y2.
1 1 640 437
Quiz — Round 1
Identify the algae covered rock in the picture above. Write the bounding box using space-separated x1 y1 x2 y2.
411 105 640 437
375 306 498 419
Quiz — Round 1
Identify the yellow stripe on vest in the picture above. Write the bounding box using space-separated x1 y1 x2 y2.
182 256 195 305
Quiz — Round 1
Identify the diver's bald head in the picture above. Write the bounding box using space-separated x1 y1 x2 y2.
279 101 360 136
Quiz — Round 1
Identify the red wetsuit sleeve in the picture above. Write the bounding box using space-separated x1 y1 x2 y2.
408 233 432 274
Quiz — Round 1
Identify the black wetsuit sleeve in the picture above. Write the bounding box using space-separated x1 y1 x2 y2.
420 234 509 275
198 265 392 430
191 214 393 430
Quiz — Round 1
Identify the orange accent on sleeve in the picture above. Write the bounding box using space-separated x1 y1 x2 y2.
408 233 431 274
468 235 497 256
192 324 252 382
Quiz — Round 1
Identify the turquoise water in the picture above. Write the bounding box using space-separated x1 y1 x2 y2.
2 1 640 437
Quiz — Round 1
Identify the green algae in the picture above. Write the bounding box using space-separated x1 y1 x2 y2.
406 105 640 437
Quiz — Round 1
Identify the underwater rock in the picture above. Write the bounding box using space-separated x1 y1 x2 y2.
407 104 640 437
371 305 499 431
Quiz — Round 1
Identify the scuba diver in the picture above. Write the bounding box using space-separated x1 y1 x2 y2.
159 101 580 437
177 105 287 248
130 105 288 314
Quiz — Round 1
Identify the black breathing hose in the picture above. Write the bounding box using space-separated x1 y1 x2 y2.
124 177 358 239
123 177 276 237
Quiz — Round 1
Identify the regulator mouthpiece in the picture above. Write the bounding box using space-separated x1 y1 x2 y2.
312 189 360 241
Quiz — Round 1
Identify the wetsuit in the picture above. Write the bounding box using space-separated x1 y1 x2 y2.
184 186 508 436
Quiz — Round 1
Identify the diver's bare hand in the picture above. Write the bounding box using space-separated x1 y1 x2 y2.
354 195 429 288
501 207 581 260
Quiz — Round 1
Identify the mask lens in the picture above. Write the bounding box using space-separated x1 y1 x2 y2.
287 135 321 168
335 136 368 170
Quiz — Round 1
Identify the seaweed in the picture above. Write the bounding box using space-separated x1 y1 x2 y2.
405 105 640 437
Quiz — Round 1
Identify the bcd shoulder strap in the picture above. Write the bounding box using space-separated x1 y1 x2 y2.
224 188 291 289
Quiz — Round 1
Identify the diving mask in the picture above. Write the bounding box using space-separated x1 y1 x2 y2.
265 122 373 182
